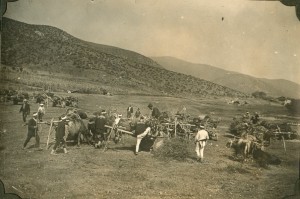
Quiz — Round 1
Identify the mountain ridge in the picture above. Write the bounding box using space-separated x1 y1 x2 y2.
1 17 248 98
152 56 300 98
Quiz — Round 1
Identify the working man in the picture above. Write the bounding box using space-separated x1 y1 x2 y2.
194 125 209 163
19 99 30 122
135 108 141 118
94 110 107 148
23 113 40 149
251 112 260 124
37 103 45 122
134 116 151 155
51 116 68 155
127 105 133 119
148 103 160 119
112 114 122 144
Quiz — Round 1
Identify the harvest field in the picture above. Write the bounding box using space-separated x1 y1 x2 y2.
0 93 299 199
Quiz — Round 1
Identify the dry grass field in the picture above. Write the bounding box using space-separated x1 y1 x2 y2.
0 93 299 199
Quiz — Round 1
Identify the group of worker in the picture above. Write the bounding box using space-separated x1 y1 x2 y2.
19 99 210 162
126 103 160 119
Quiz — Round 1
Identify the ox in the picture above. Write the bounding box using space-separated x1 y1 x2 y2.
226 135 257 161
227 135 281 166
88 113 134 145
65 114 92 147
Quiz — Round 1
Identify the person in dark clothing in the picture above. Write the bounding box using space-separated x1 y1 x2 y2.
134 116 152 155
148 103 160 119
94 110 107 148
135 108 141 118
51 116 68 155
251 112 260 124
127 105 133 119
19 99 30 122
23 113 40 149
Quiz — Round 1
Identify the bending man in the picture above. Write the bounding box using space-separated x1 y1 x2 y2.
135 116 151 155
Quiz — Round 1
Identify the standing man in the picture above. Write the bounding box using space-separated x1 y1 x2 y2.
112 114 122 144
51 116 68 155
194 125 209 163
23 113 40 149
94 110 107 148
37 103 45 122
20 99 30 122
127 105 133 119
134 116 151 155
251 112 260 124
135 108 141 118
148 103 160 119
242 111 251 124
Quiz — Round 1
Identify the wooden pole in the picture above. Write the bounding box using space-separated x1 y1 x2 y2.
46 118 54 149
174 117 177 137
277 125 286 154
104 125 134 135
282 135 287 154
103 128 113 152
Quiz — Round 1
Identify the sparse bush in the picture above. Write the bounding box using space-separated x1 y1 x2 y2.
285 99 300 115
229 119 248 136
252 91 267 99
153 137 191 161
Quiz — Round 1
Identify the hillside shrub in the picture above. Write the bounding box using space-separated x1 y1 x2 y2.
153 137 191 161
229 118 248 136
285 99 300 115
252 91 267 99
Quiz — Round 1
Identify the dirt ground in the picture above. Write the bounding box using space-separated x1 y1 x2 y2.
0 94 299 199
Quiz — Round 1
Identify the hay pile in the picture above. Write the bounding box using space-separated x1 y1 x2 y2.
153 137 191 161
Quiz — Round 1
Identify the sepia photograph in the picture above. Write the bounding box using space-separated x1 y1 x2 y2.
0 0 299 198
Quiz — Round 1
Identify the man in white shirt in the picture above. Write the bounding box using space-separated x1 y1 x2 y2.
135 116 151 155
112 114 122 144
194 125 209 163
37 103 45 122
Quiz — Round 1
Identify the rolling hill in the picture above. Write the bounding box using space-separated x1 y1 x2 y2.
152 56 300 99
0 17 248 98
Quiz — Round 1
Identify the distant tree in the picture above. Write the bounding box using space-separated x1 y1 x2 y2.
102 89 108 95
277 96 286 102
252 91 267 99
285 99 300 115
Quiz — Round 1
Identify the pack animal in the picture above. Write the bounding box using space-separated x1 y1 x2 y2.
66 117 92 147
226 135 257 161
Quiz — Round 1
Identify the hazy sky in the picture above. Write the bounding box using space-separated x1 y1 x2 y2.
4 0 300 84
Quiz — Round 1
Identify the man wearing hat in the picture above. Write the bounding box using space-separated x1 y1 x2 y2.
19 99 30 122
37 103 45 122
242 111 251 123
135 108 141 118
127 105 133 119
23 113 40 149
251 112 260 124
51 115 68 155
94 110 107 148
148 103 161 119
194 124 209 163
